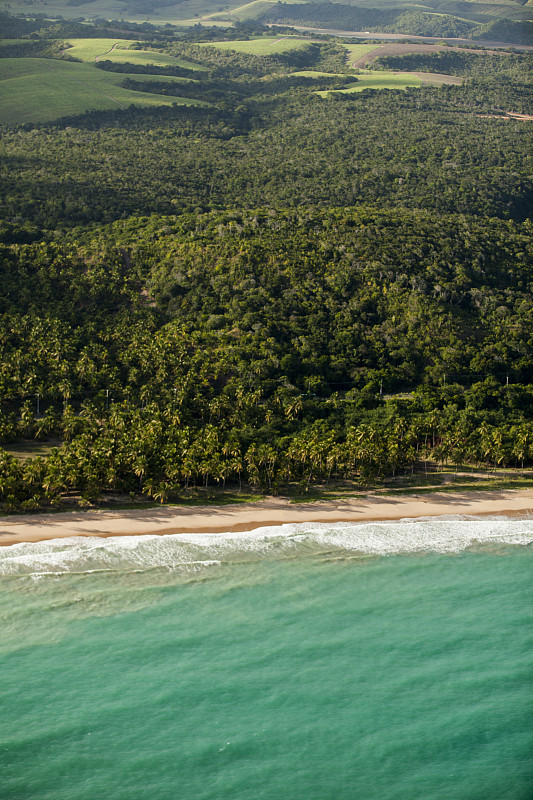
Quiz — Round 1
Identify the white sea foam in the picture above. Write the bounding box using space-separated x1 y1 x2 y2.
0 516 532 576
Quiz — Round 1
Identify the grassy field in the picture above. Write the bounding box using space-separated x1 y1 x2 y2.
188 0 306 23
63 38 205 69
0 0 234 23
2 0 529 25
150 0 235 22
0 58 206 124
197 36 313 55
1 0 127 20
342 43 382 65
198 40 377 65
221 0 287 21
314 69 423 95
3 440 63 461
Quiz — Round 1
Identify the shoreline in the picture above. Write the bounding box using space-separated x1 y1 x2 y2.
1 489 532 547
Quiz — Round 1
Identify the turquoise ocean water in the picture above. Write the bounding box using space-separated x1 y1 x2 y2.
1 516 532 800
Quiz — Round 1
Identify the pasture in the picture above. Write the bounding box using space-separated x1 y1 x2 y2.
197 36 314 55
342 43 384 66
350 42 504 69
304 69 424 96
149 0 234 23
190 0 306 23
223 0 287 22
63 39 205 69
3 0 529 28
0 0 236 23
0 58 206 124
2 0 127 20
335 71 423 93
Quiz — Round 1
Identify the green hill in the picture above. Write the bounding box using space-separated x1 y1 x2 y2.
0 58 206 124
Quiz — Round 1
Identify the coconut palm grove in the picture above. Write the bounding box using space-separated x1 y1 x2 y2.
1 5 533 509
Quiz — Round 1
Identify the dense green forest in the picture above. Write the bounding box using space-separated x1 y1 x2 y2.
258 4 477 38
258 2 533 43
1 12 533 510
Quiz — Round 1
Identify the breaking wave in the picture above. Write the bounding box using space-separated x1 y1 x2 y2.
1 515 532 577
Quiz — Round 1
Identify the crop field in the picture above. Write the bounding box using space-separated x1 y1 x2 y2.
0 58 206 124
63 39 205 69
197 36 313 55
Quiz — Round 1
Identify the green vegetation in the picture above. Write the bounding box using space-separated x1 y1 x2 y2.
256 0 533 43
316 69 423 95
63 38 205 69
0 10 532 511
257 3 479 37
197 35 313 55
0 203 532 510
471 18 533 45
380 478 533 496
0 58 206 124
2 0 531 38
343 44 381 65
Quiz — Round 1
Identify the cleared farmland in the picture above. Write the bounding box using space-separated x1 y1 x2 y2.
350 42 507 68
0 59 207 124
306 69 424 95
197 36 314 55
63 39 205 69
4 0 530 28
342 43 385 65
221 0 287 21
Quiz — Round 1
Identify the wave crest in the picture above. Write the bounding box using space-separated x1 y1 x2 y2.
1 517 532 577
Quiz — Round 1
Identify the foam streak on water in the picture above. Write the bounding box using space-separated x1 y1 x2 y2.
1 515 532 577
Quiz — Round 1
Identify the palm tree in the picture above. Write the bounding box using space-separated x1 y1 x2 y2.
511 424 532 476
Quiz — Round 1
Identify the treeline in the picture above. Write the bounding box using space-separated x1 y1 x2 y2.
161 40 350 78
373 51 533 113
0 11 170 41
0 9 300 43
0 38 77 59
373 51 533 78
258 3 476 38
174 22 306 43
95 39 350 82
2 399 533 510
258 1 533 43
119 73 343 103
95 60 201 80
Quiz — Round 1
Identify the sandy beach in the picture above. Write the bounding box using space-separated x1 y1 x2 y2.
1 489 532 547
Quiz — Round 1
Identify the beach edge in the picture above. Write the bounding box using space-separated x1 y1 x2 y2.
1 489 533 547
